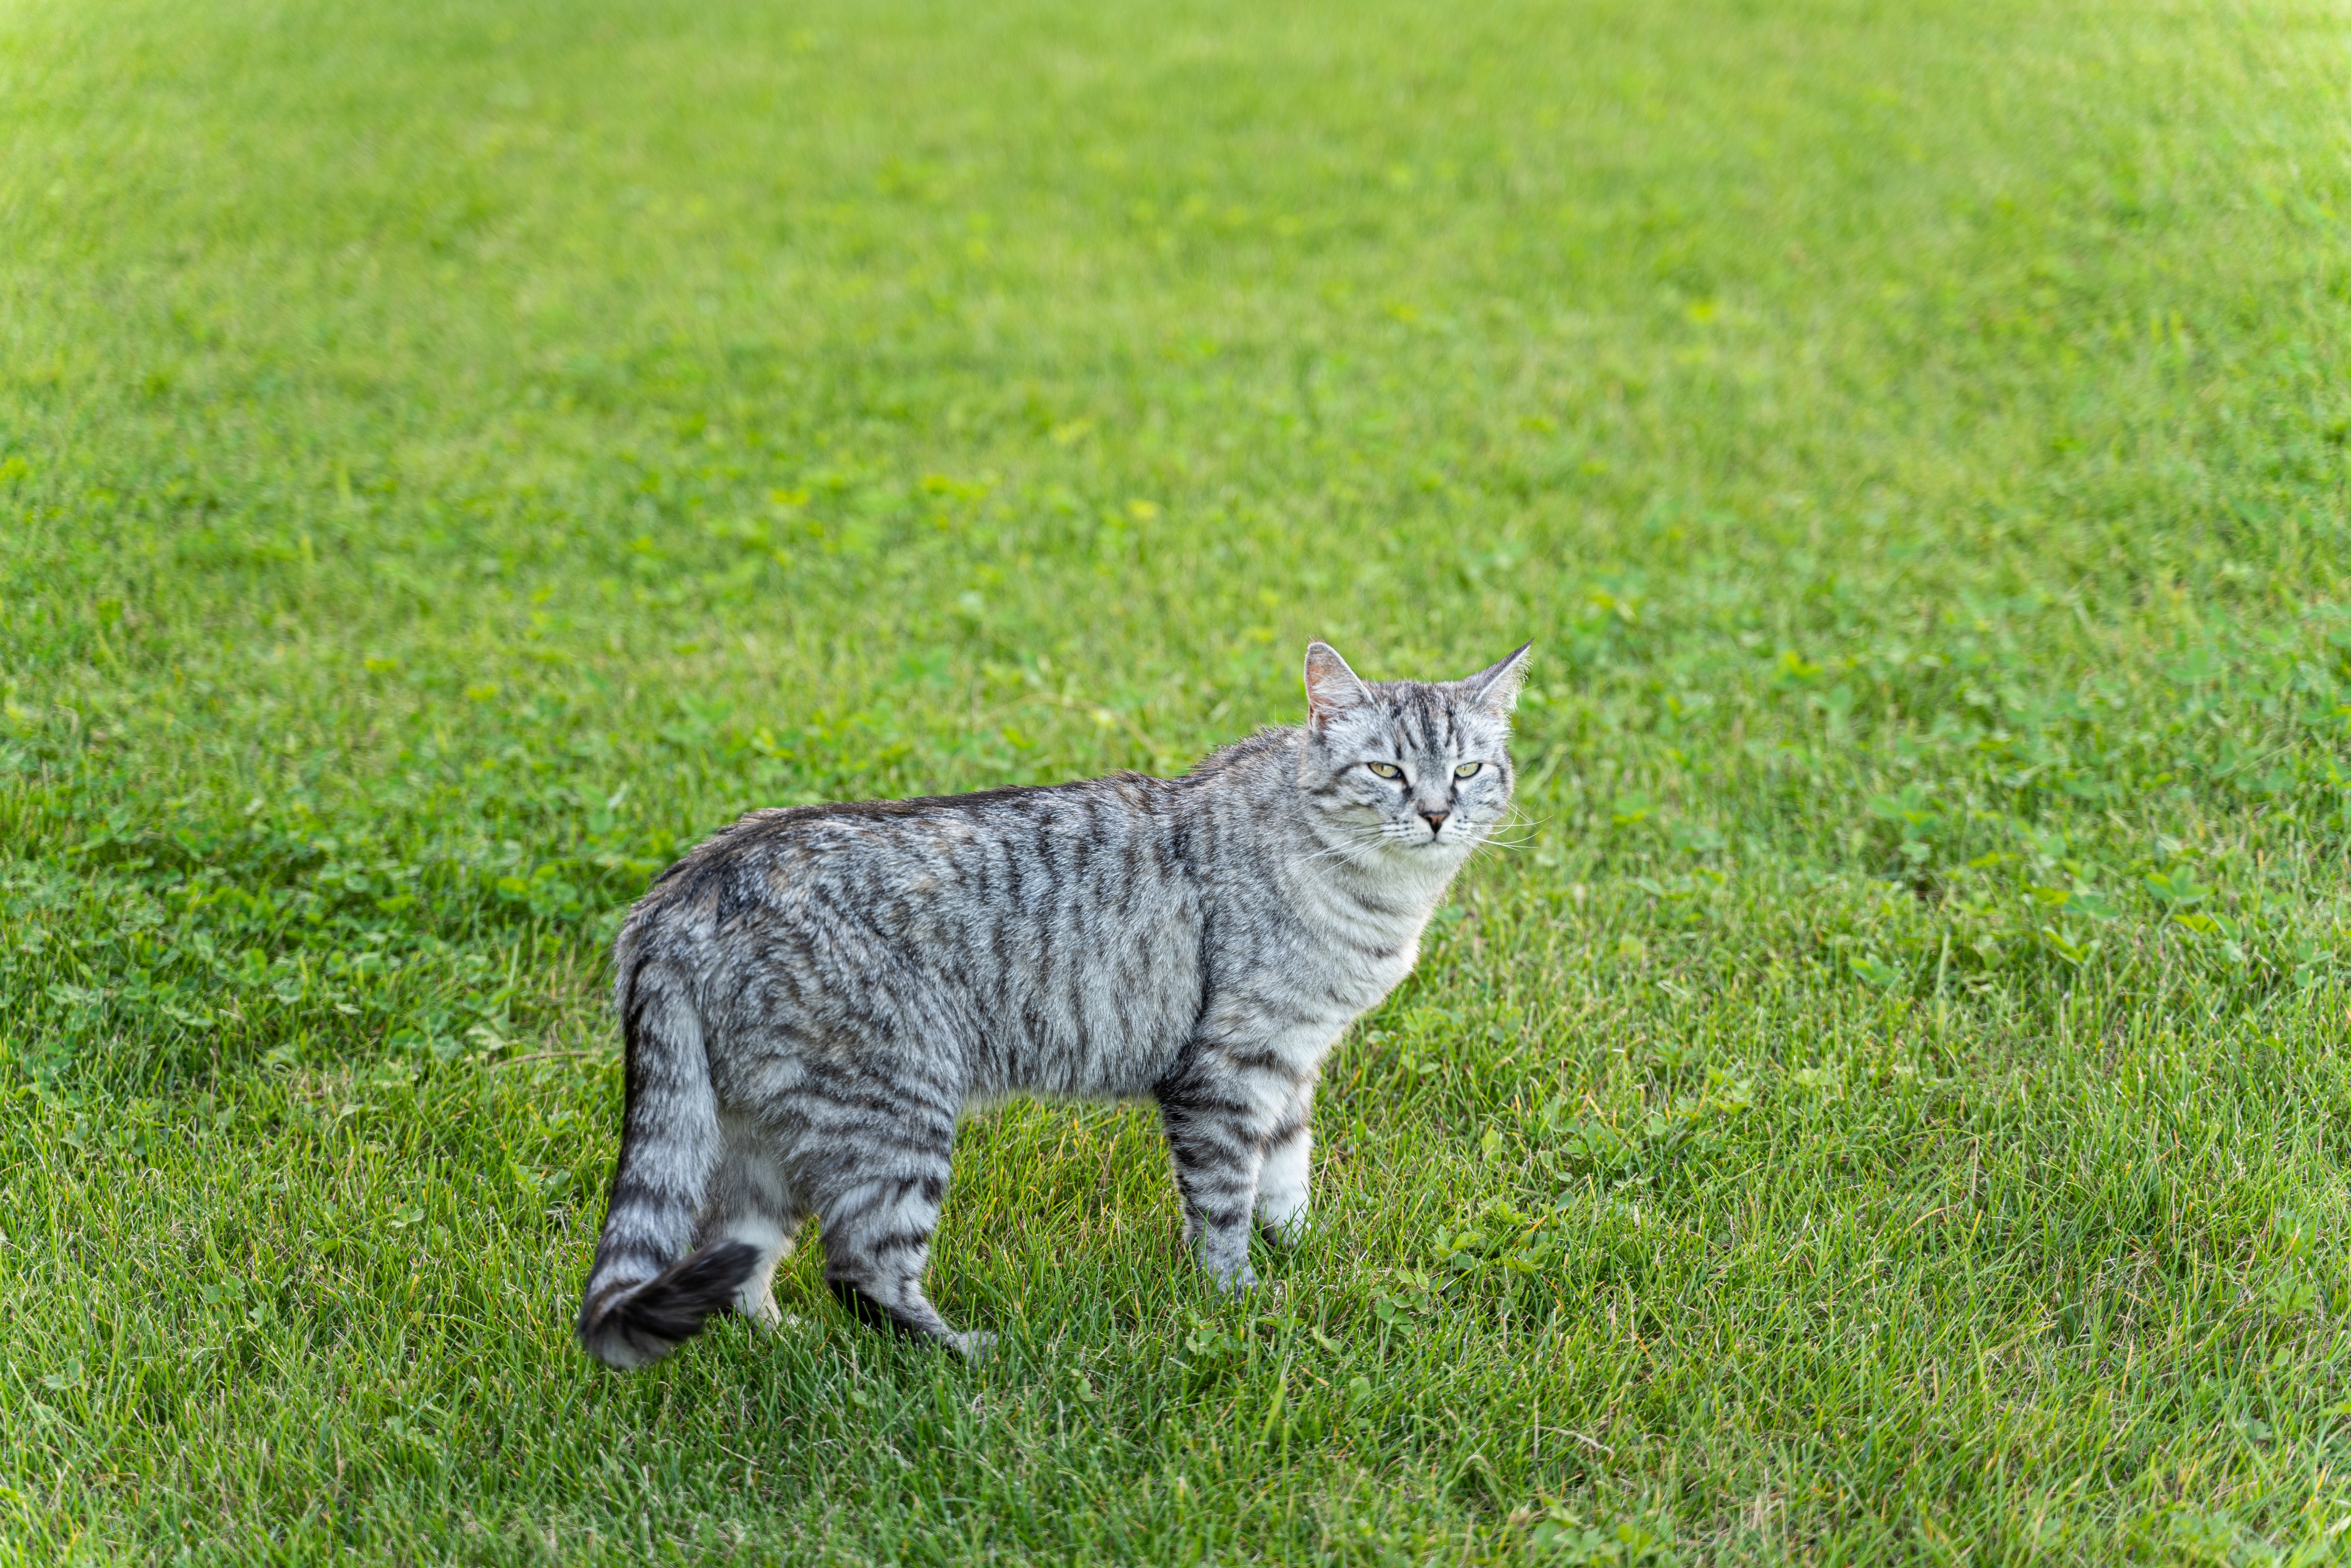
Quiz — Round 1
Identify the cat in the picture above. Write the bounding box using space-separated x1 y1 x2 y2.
577 638 1531 1368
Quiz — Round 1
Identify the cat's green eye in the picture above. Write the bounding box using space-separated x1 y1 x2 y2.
1454 762 1482 779
1365 762 1404 780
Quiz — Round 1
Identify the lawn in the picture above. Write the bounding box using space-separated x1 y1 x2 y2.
5 0 2351 1560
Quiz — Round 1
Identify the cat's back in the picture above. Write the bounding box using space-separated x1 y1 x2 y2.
636 771 1188 929
627 770 1223 1094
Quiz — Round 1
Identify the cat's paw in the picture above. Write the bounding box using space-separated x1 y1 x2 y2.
1204 1259 1260 1293
1258 1210 1314 1249
948 1330 997 1361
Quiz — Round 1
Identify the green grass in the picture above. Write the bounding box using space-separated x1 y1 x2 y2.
6 0 2351 1559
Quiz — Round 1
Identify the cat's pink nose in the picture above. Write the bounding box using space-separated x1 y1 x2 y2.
1419 810 1448 833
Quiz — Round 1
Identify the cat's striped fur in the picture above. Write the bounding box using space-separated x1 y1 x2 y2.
577 639 1531 1368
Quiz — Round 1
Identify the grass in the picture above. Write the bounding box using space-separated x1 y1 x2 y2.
5 0 2351 1559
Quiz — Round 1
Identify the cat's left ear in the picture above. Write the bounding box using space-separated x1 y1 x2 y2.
1461 642 1533 715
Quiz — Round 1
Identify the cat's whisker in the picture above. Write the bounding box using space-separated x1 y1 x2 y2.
1474 837 1538 855
1298 828 1391 869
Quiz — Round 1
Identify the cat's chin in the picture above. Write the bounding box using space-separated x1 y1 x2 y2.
1379 834 1476 871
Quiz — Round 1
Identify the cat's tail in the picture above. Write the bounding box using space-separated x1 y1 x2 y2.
575 942 755 1370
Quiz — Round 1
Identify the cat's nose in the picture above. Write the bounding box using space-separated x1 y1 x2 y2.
1419 809 1449 834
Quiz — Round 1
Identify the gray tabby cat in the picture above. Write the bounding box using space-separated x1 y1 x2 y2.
577 639 1531 1368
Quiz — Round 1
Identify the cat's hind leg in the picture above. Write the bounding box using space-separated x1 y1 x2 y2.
792 1083 987 1356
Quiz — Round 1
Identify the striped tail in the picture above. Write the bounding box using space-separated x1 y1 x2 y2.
575 950 755 1369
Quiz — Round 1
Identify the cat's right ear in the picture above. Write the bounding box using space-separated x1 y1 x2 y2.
1304 641 1372 729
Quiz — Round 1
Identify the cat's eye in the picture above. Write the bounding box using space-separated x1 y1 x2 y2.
1454 762 1482 779
1365 762 1404 780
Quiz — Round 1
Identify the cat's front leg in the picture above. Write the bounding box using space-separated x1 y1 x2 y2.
1156 1065 1280 1291
1254 1085 1315 1248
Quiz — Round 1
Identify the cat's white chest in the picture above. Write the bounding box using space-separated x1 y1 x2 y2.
1342 923 1424 1008
1296 883 1432 1010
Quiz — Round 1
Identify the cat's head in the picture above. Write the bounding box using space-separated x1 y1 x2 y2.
1297 639 1532 861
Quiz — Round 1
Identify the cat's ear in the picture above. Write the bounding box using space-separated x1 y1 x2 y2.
1304 641 1372 728
1461 642 1533 715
